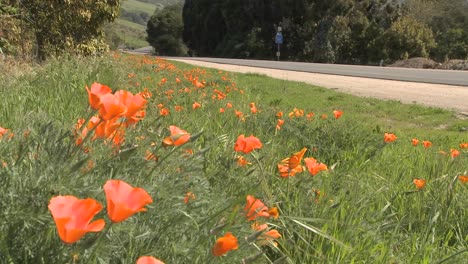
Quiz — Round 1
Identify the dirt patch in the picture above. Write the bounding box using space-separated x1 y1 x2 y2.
390 57 468 70
389 57 439 69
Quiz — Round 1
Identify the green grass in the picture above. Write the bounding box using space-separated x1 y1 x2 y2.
0 53 467 263
110 19 148 48
122 0 158 16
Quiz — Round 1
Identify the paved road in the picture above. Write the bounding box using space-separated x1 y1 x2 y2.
168 57 468 87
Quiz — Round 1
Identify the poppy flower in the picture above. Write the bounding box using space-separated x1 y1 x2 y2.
251 223 281 244
412 138 419 146
234 135 262 154
234 110 243 119
219 108 225 113
136 256 165 264
459 175 468 184
276 111 283 118
413 178 426 190
384 133 397 143
98 93 127 121
226 102 233 108
192 102 201 109
306 112 314 120
211 232 239 256
184 192 196 204
48 196 105 244
276 119 284 130
422 141 432 148
162 126 191 146
103 180 153 223
86 82 112 110
159 108 170 116
277 148 307 177
267 207 279 219
114 90 147 125
450 149 460 159
0 126 8 137
333 110 343 119
244 195 270 221
460 143 468 149
249 102 257 114
237 156 251 166
304 157 328 176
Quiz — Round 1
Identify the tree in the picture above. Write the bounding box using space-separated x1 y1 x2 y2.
403 0 468 60
383 17 436 60
147 3 187 56
20 0 120 60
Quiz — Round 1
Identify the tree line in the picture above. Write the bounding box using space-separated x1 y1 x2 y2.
148 0 467 64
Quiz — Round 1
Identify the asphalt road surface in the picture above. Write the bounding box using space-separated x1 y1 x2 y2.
168 57 468 87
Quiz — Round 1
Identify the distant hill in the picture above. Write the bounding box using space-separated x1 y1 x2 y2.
105 0 183 49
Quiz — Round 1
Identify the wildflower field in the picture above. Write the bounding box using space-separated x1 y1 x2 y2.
0 53 467 264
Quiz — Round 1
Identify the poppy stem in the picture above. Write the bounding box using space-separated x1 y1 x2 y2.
87 222 113 263
251 152 273 201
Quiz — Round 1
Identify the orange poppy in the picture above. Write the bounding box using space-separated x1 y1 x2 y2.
219 108 225 113
234 110 243 119
306 112 315 120
244 195 270 221
103 180 153 223
321 114 327 120
86 82 112 110
234 135 262 154
384 133 397 143
304 157 328 176
249 102 257 114
412 138 419 146
184 191 196 204
114 90 147 125
226 102 233 108
159 108 170 116
162 126 191 146
413 178 426 190
460 143 468 149
237 155 251 166
145 150 158 161
333 110 343 119
136 256 165 264
98 93 126 121
276 119 285 130
48 196 105 244
458 175 468 184
211 232 239 256
450 149 460 159
0 126 8 137
192 102 201 109
276 111 283 118
252 223 281 242
267 207 279 219
277 148 307 177
422 140 432 148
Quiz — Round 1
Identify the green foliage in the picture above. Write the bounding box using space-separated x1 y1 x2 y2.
383 17 436 60
19 0 120 60
146 3 187 56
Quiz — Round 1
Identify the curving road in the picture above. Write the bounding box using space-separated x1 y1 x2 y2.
167 57 468 87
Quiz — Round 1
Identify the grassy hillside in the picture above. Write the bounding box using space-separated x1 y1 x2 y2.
122 0 159 16
106 0 183 49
